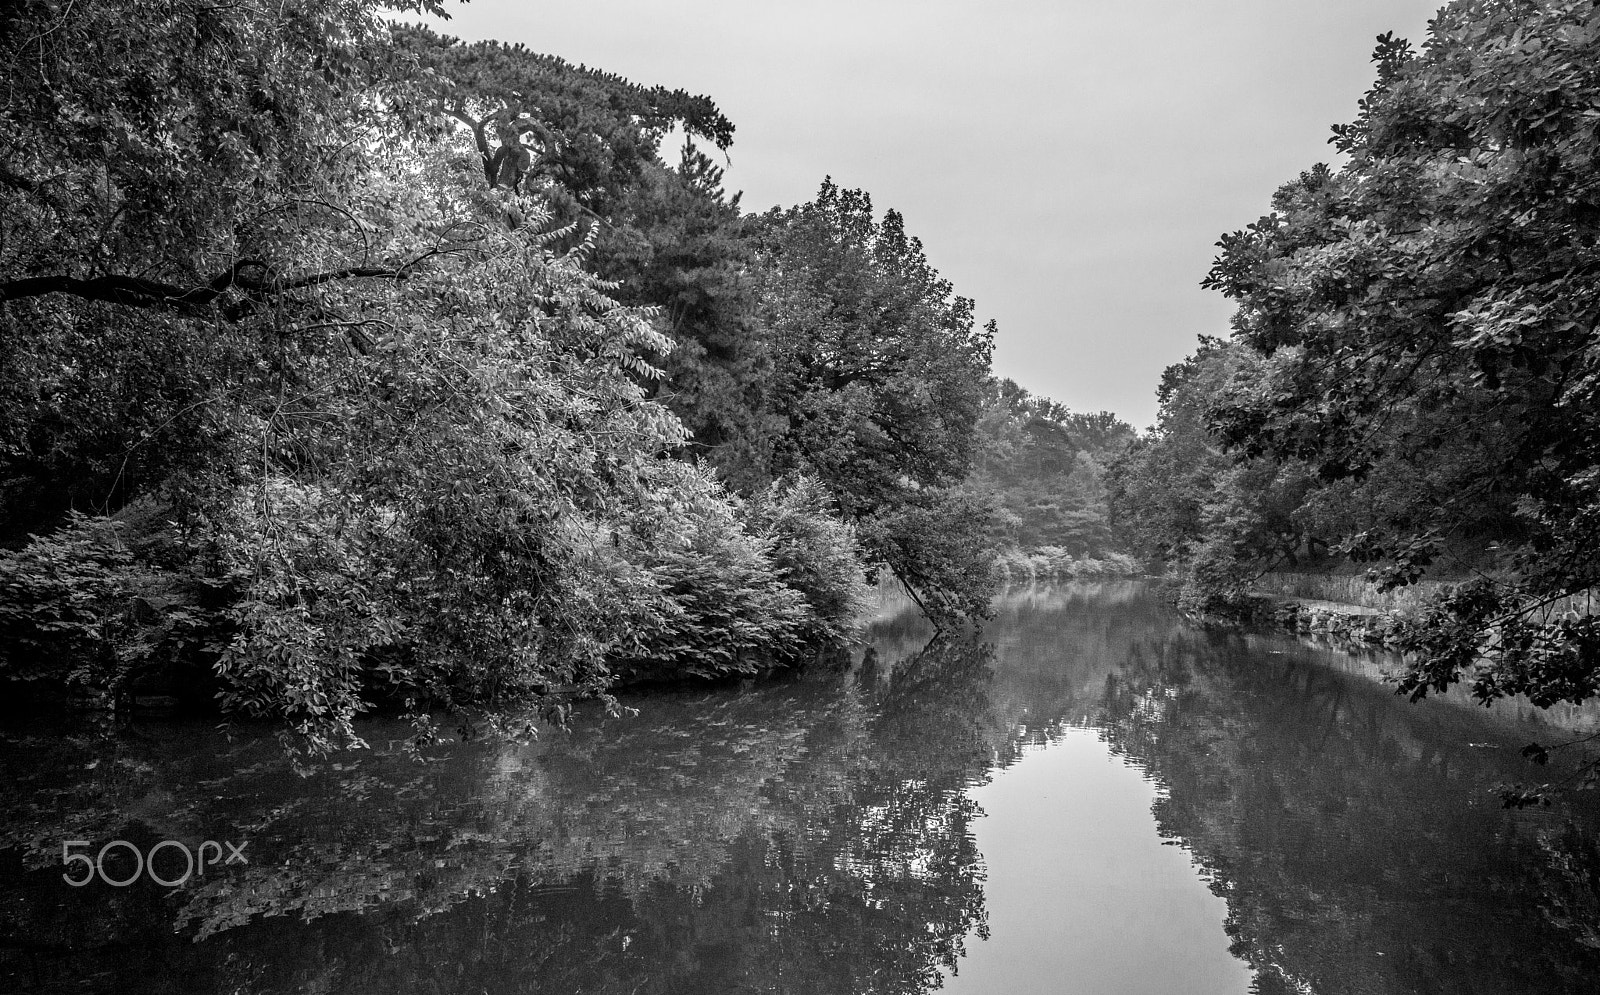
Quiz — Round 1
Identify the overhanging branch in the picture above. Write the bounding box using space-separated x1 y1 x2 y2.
0 254 437 315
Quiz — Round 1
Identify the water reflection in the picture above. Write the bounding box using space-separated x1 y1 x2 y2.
0 627 995 994
1 581 1598 994
1088 623 1600 995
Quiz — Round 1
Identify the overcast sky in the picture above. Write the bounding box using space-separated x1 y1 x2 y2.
428 0 1442 428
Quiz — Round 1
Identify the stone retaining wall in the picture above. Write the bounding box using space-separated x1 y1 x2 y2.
1228 594 1406 651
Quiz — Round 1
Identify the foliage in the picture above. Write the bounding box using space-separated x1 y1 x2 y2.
753 182 993 506
615 470 873 681
400 29 775 487
166 198 704 753
858 489 999 627
992 547 1142 582
0 514 141 703
0 507 221 708
752 180 999 621
1180 0 1600 708
1106 341 1319 609
967 377 1135 560
1253 570 1451 612
0 0 440 287
0 0 445 534
0 0 1002 750
601 143 780 488
615 462 809 681
741 475 873 644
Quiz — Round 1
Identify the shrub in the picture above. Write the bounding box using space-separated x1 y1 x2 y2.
0 514 135 704
619 463 809 681
204 480 402 753
741 475 871 644
0 512 204 708
991 546 1143 582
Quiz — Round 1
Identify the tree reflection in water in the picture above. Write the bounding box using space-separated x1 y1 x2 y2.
1088 622 1600 995
3 581 1600 994
0 620 996 994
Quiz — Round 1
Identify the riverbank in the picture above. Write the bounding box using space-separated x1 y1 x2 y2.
1226 593 1406 650
992 548 1142 582
1174 571 1433 653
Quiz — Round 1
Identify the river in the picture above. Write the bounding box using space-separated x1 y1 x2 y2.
2 581 1598 993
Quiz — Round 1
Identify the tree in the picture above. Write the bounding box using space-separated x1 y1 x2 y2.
0 0 448 533
751 180 998 623
1200 0 1600 710
395 25 733 214
0 2 873 754
598 142 780 487
1108 341 1318 607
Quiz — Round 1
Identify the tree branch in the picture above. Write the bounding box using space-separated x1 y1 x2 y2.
268 266 410 293
444 105 497 187
0 273 221 311
0 255 428 314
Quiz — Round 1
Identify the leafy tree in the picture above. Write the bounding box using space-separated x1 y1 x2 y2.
396 24 733 212
1108 341 1321 606
751 180 998 623
0 0 448 533
1198 0 1600 709
0 1 877 753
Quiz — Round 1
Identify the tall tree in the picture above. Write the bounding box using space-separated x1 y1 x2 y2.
1108 341 1318 606
395 25 733 216
0 0 445 530
752 181 998 623
1200 0 1600 708
599 144 779 487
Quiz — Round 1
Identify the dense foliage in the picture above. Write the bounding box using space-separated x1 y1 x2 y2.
1108 340 1322 609
0 0 1001 754
398 29 1004 621
747 181 1000 622
1112 1 1600 719
967 378 1138 578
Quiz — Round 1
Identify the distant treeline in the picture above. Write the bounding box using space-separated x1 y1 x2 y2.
965 379 1139 578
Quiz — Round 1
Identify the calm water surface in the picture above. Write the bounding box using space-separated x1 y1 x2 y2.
3 581 1599 993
